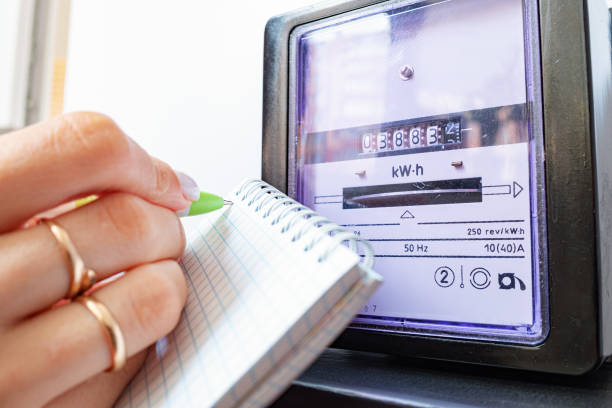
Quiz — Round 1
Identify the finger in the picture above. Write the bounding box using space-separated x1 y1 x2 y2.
44 351 147 408
0 260 187 407
0 193 185 324
0 112 193 232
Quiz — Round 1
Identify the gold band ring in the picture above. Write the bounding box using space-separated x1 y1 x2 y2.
76 295 127 372
42 219 97 298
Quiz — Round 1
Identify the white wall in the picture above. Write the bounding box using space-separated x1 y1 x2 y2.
0 0 34 131
64 1 315 196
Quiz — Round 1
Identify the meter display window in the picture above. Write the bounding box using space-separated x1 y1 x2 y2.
289 0 548 343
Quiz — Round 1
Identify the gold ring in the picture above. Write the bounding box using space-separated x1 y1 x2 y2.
42 219 97 298
76 295 126 372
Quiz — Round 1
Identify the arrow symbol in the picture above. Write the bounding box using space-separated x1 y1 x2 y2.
513 181 523 198
482 185 511 195
400 210 415 219
481 182 524 198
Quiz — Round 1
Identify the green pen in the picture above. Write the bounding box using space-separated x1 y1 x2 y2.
177 192 232 217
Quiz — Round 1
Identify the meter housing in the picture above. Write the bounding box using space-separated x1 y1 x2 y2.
262 0 612 374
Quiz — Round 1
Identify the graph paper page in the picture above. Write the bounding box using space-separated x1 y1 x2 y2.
116 189 362 408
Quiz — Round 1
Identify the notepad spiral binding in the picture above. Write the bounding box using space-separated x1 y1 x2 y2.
235 179 374 269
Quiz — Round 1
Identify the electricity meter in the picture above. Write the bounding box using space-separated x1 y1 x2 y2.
262 0 612 374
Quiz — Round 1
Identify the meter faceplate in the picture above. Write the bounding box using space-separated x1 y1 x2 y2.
288 0 547 344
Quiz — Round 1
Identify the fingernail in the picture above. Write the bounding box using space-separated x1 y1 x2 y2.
176 206 190 217
175 171 201 202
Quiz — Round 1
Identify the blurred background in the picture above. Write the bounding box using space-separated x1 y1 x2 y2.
0 0 315 197
2 0 612 197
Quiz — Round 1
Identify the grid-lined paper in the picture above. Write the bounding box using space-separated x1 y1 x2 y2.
239 273 380 408
116 182 381 408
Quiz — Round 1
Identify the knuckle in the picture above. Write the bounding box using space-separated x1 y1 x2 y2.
53 112 132 167
153 159 174 197
98 194 154 243
95 193 185 259
130 261 186 336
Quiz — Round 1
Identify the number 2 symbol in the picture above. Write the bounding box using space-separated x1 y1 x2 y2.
440 270 449 284
435 266 455 287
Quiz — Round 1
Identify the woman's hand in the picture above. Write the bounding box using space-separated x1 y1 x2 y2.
0 112 196 407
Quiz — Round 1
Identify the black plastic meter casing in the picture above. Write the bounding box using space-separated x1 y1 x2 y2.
261 0 612 374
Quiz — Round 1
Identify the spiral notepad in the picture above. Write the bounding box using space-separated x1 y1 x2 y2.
116 179 382 408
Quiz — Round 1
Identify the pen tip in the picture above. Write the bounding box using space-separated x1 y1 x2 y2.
224 200 233 206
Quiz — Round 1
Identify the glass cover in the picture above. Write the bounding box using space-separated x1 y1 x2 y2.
290 0 547 343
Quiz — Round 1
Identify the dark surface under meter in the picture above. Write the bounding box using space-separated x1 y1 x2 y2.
271 349 612 408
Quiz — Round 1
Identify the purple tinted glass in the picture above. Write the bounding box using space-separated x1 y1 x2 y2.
290 0 548 344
